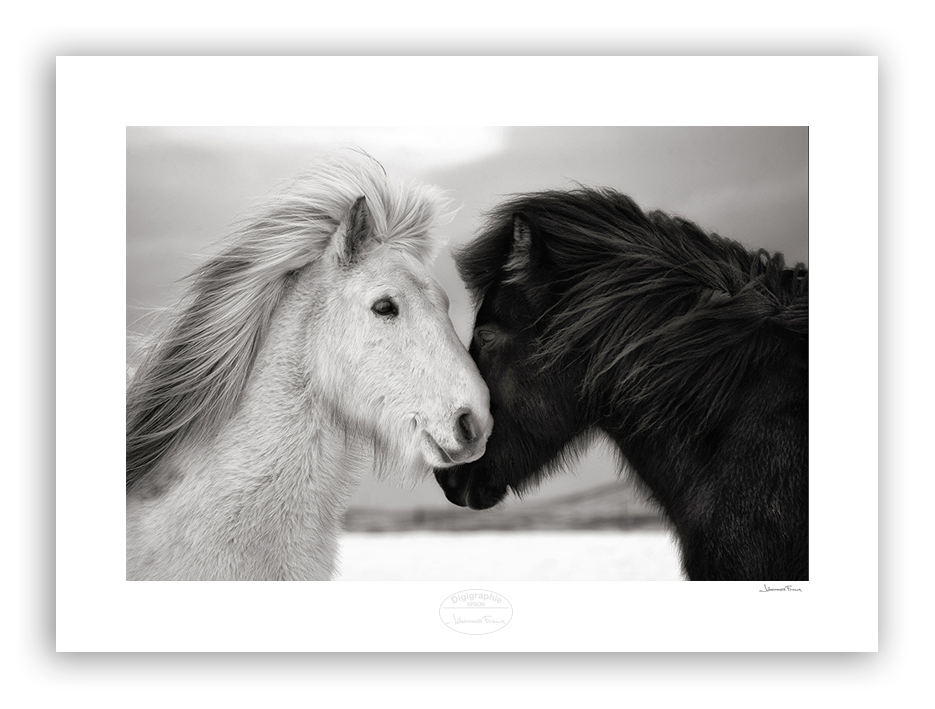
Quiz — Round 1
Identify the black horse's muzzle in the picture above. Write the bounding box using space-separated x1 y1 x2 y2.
434 467 508 510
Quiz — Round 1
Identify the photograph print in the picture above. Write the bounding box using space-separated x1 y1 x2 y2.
126 126 808 582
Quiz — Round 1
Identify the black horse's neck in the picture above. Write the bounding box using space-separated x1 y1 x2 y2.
601 346 808 582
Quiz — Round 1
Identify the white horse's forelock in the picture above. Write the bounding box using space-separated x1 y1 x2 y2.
126 154 456 492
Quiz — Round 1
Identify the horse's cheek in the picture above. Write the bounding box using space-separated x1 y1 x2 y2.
523 388 557 431
497 370 516 410
483 353 515 410
491 367 544 433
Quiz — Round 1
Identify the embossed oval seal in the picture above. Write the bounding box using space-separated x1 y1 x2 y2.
439 589 512 635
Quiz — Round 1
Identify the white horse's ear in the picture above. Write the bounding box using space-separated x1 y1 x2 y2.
503 213 535 284
332 196 372 267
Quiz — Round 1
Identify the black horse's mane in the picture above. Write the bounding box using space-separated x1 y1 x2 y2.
458 188 808 436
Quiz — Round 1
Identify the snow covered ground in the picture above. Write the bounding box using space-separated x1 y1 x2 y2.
335 530 685 581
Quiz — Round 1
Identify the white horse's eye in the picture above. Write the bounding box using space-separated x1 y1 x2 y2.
371 298 399 318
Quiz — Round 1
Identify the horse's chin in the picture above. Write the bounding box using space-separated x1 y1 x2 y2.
465 484 508 510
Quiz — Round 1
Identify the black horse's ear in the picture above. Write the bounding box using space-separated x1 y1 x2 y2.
503 213 541 284
333 196 372 267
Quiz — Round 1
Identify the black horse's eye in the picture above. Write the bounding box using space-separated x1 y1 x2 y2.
371 298 399 318
475 328 496 347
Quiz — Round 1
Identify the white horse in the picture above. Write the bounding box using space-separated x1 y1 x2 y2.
126 156 492 580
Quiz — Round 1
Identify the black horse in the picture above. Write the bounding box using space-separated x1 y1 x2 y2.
436 189 808 581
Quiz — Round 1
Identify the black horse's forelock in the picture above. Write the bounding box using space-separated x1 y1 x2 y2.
458 188 808 436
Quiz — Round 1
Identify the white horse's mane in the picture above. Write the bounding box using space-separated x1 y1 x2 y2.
126 154 454 491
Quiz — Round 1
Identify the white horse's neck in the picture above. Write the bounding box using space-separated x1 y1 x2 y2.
127 282 372 581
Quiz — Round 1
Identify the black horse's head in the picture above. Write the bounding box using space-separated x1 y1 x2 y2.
434 208 592 510
433 188 694 509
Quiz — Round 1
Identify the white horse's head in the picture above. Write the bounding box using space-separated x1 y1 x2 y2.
127 154 492 498
309 195 492 479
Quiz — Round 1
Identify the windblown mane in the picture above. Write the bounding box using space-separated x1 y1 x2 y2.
458 188 808 435
127 155 452 491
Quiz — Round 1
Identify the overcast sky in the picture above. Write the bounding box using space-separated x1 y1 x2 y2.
126 126 808 511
